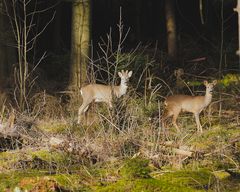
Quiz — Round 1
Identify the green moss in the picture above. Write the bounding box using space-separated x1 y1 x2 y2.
0 160 239 192
213 171 231 180
0 170 92 191
120 157 151 179
189 124 239 151
97 158 212 191
38 121 69 133
0 170 46 191
0 151 23 170
50 174 91 191
143 102 159 118
186 123 240 170
95 177 206 192
31 149 69 165
0 148 73 172
156 169 214 190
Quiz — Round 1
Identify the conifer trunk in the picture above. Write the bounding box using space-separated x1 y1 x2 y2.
70 0 91 90
165 0 177 61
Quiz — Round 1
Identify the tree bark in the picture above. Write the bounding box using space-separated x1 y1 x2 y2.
70 0 91 90
234 0 240 56
165 0 177 61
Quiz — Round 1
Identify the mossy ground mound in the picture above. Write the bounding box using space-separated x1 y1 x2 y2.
0 171 90 191
0 162 214 191
1 155 239 191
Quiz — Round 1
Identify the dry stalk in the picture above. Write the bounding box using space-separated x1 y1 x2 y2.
4 0 54 112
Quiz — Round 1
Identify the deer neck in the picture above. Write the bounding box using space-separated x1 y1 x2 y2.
204 90 213 106
115 80 128 98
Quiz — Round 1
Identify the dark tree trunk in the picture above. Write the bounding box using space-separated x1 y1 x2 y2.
70 0 91 90
165 0 177 62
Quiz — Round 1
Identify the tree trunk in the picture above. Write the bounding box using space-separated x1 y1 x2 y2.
70 0 91 90
234 0 240 57
165 0 177 61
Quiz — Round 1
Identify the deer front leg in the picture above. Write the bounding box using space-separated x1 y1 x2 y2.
162 110 172 129
194 113 202 133
107 97 113 108
108 101 113 108
172 109 181 132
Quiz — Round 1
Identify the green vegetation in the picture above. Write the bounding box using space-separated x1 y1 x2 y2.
120 157 151 179
0 152 239 191
0 160 216 192
0 49 240 192
1 92 240 191
0 0 239 190
221 73 240 87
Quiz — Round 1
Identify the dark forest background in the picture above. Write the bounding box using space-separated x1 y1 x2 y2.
37 0 238 84
0 0 238 115
0 0 237 94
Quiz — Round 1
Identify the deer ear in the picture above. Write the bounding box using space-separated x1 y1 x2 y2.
203 80 208 86
212 80 217 85
118 72 122 77
128 71 133 77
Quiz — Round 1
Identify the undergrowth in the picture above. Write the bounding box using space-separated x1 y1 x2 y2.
0 42 240 191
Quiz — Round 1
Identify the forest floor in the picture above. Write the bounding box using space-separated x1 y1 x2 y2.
0 74 240 191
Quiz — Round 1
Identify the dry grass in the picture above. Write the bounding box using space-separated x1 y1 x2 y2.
30 91 65 120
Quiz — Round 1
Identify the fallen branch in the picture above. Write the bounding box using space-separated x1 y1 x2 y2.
144 141 193 157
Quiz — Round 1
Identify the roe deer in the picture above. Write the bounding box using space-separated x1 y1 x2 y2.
77 70 133 124
162 80 217 133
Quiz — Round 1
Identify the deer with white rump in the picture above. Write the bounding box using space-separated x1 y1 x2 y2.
77 70 133 124
162 80 217 133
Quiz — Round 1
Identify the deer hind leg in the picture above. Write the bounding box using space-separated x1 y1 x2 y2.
78 100 91 124
172 108 181 132
194 113 202 133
